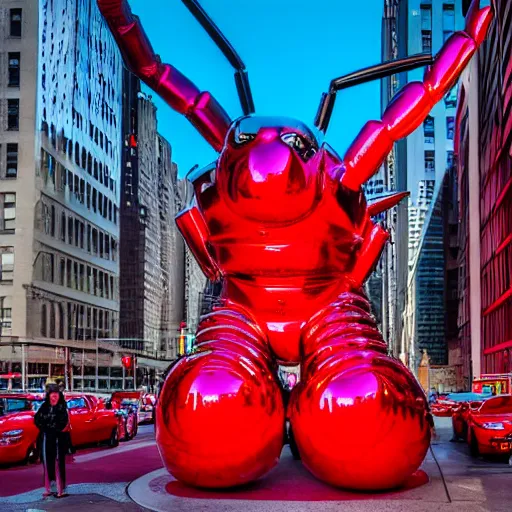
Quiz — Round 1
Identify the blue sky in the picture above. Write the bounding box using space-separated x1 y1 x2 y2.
130 0 383 177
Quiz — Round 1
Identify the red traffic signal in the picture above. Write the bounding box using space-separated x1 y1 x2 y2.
121 356 133 369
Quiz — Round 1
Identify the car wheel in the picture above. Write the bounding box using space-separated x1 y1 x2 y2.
108 427 119 448
26 445 39 464
469 429 479 457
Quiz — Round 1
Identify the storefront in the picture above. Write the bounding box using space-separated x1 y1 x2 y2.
0 338 173 393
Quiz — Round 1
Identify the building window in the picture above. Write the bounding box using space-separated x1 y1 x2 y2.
9 9 22 38
0 247 14 282
443 4 455 42
8 53 20 87
2 307 12 331
7 99 19 131
424 116 435 144
447 150 454 169
41 304 47 337
425 151 435 173
446 117 455 139
6 144 18 178
420 4 432 51
1 193 16 231
444 86 457 109
421 30 432 52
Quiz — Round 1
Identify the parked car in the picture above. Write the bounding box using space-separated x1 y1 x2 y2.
466 394 512 457
111 391 151 425
64 394 123 450
140 393 156 423
0 392 124 466
450 392 491 440
431 392 490 418
0 393 42 465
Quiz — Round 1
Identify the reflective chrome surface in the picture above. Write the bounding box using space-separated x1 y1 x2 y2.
100 0 493 491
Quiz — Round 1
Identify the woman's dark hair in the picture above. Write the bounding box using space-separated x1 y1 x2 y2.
44 384 66 406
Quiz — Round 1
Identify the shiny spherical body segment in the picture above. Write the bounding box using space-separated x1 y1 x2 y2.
290 354 431 490
155 307 285 489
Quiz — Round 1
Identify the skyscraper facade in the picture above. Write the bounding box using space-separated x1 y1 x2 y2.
119 79 186 362
378 0 465 371
0 0 123 391
456 0 511 383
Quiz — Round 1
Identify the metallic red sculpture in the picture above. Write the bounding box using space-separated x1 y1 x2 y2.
98 0 493 491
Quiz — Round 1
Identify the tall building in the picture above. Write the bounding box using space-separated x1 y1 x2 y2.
378 0 465 369
456 0 511 384
119 78 186 364
0 0 124 391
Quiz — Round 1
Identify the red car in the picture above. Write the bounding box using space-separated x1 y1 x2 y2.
0 393 42 465
111 391 150 425
0 392 123 466
64 394 122 449
452 400 485 440
466 395 512 457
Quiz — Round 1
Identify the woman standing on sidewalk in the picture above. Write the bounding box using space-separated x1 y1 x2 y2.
34 384 69 498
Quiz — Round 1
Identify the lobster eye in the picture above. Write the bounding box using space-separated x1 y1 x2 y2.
235 132 256 145
281 133 316 161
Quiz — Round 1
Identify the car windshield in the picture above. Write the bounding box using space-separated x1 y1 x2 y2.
121 399 138 406
67 397 87 409
479 395 512 414
445 392 491 402
0 398 31 415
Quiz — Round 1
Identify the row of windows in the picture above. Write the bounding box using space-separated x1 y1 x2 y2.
41 150 118 225
420 3 455 52
422 150 454 174
480 245 511 312
482 301 512 355
37 198 118 262
42 127 117 195
423 116 455 143
40 300 117 341
36 251 118 302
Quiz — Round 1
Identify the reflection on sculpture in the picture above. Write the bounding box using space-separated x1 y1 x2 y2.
98 0 493 491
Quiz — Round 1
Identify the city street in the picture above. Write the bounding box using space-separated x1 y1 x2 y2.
0 424 160 511
1 418 511 511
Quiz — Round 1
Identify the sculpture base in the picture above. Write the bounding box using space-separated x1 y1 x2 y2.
128 447 440 511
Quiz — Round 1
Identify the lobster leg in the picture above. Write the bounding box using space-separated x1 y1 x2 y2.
156 302 284 488
341 0 493 191
290 291 431 490
97 0 231 151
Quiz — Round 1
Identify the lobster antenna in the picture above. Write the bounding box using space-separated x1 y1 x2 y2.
315 53 434 133
182 0 255 116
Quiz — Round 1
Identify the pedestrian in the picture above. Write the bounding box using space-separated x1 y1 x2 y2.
34 383 69 498
428 387 438 404
55 379 74 456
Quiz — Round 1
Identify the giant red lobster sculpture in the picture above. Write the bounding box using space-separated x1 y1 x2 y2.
99 0 492 491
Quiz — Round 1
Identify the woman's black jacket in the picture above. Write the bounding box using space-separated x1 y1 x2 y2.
34 403 69 435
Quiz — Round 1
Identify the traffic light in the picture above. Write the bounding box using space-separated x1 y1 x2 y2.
122 356 133 369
